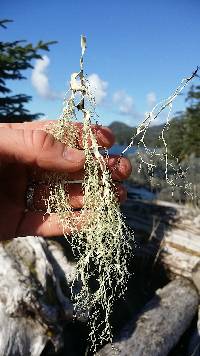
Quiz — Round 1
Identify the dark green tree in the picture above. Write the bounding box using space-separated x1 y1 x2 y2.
183 85 200 157
167 84 200 160
0 19 56 123
166 114 186 161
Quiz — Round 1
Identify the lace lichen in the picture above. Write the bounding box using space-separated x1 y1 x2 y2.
122 67 199 202
44 34 198 351
45 36 133 352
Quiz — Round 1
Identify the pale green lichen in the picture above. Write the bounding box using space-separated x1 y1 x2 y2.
45 36 133 352
122 67 199 201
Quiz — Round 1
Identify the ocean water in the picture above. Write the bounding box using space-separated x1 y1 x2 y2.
108 144 137 156
125 183 156 201
107 145 156 201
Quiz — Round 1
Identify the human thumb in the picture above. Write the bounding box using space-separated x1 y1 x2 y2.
0 128 85 172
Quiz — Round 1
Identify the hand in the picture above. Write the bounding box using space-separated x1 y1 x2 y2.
0 121 132 240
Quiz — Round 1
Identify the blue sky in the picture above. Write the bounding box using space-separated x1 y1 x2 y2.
1 0 200 126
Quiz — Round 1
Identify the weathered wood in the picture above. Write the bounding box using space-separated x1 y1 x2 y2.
161 204 200 278
96 199 199 356
0 236 79 356
192 262 200 294
161 244 199 279
122 198 200 279
96 278 199 356
188 304 200 355
0 198 199 355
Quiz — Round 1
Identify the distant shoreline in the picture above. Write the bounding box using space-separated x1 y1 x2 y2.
108 143 137 155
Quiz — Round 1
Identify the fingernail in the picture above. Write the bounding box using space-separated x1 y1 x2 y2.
63 147 85 162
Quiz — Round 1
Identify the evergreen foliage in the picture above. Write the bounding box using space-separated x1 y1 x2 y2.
167 85 200 159
165 115 186 160
184 85 200 157
0 19 56 123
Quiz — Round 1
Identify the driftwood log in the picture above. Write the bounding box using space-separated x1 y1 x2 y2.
96 199 200 355
0 236 80 356
122 198 200 280
96 278 199 356
0 198 199 355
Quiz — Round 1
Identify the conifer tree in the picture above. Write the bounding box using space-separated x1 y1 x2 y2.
184 85 200 157
167 84 200 160
0 19 56 123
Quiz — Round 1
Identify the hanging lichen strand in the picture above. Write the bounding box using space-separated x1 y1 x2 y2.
45 36 133 352
121 67 199 201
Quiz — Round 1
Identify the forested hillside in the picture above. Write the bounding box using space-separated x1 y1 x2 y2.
109 121 165 147
109 84 200 161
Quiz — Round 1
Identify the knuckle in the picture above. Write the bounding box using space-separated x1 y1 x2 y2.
33 131 55 152
27 130 60 166
34 131 62 159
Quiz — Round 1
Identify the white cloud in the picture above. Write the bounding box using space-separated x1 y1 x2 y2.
124 118 132 125
37 115 48 121
146 92 166 125
87 73 108 105
113 90 134 115
31 55 61 100
146 91 157 109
